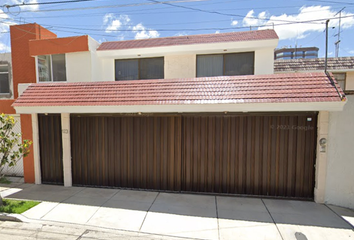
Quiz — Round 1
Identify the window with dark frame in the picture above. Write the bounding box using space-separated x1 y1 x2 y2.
0 63 10 94
115 57 164 81
196 52 254 77
332 72 346 91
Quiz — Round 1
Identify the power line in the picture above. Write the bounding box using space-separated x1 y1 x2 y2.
2 0 101 9
5 5 339 28
0 0 206 15
305 0 354 5
5 14 351 36
145 0 320 24
3 4 343 21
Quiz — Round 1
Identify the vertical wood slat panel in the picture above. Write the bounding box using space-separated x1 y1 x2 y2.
71 115 181 191
39 114 63 185
182 113 317 198
70 113 316 199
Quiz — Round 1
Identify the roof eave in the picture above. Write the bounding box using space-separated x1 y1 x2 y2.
13 101 347 114
96 39 279 58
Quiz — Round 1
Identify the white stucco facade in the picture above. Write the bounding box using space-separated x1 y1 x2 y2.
314 111 329 203
66 52 93 82
67 48 275 82
164 54 196 79
89 39 278 81
98 58 114 81
345 72 354 90
326 95 354 209
254 48 274 75
32 36 278 83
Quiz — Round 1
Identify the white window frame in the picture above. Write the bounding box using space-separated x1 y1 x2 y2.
36 54 67 83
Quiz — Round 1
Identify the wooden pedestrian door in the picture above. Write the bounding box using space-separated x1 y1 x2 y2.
70 113 317 199
38 114 63 185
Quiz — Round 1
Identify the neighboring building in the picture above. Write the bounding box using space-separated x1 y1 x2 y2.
6 23 348 206
274 47 319 60
0 52 24 177
0 53 12 98
275 57 354 209
274 57 354 93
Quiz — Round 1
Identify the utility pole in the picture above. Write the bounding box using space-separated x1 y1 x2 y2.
334 7 345 58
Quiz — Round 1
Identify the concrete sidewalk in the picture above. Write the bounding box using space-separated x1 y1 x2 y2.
1 181 353 240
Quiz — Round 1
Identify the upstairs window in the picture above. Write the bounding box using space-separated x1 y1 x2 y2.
197 52 254 77
332 73 346 90
0 63 10 94
115 57 164 81
38 54 67 82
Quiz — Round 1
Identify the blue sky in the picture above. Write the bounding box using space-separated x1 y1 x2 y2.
1 0 354 57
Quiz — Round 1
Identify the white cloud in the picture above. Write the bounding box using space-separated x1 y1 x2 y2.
243 10 268 27
103 14 130 33
102 13 159 40
231 20 238 26
349 50 354 54
0 9 15 52
0 42 10 52
8 0 39 11
0 11 10 32
132 23 159 39
244 6 354 40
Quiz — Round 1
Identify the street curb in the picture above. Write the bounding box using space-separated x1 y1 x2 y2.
0 213 22 222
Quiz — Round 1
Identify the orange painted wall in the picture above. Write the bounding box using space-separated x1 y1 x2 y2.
10 24 57 183
20 114 35 183
29 35 89 56
10 24 57 99
0 100 16 114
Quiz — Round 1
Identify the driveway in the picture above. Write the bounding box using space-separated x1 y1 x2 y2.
1 182 353 240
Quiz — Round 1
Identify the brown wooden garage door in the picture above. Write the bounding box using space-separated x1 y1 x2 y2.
70 113 317 199
71 116 182 190
182 114 317 198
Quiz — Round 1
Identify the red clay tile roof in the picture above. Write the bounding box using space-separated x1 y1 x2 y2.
274 57 354 72
13 72 344 107
98 29 278 51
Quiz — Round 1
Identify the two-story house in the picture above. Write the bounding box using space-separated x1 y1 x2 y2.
6 23 347 205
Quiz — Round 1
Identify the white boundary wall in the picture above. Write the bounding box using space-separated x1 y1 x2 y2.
326 95 354 209
1 114 24 177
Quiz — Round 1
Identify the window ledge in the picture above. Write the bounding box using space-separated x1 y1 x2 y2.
38 81 68 83
0 93 11 98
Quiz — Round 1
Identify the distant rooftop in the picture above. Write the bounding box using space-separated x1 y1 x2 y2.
98 29 278 51
274 47 319 60
274 57 354 72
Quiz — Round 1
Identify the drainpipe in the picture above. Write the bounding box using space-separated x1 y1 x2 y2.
325 20 329 73
324 19 344 100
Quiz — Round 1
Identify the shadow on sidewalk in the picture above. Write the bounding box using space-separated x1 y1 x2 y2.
1 183 353 230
